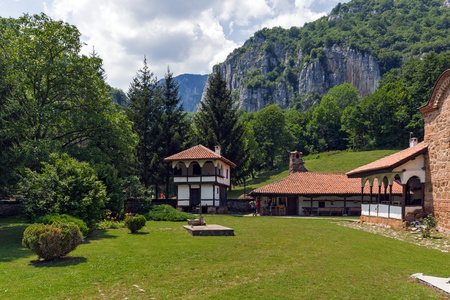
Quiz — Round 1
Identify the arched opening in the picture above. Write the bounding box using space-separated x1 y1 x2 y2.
382 176 389 203
191 162 201 176
406 176 422 206
202 161 215 175
174 162 185 176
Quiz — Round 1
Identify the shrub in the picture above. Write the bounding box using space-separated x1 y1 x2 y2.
98 220 125 229
146 205 195 222
420 214 439 238
124 214 146 233
20 153 108 228
22 223 83 261
36 213 89 237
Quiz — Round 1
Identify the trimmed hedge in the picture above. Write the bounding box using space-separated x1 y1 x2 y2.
36 213 89 237
146 205 194 222
22 223 83 260
124 214 146 233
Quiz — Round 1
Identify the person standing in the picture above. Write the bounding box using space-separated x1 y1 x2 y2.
249 200 256 216
268 199 272 216
256 198 260 216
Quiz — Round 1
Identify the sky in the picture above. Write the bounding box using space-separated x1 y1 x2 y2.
1 0 349 91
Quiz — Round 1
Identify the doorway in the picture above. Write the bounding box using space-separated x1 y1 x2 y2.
190 188 201 210
287 197 298 215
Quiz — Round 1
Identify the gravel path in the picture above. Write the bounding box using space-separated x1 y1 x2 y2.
337 220 450 253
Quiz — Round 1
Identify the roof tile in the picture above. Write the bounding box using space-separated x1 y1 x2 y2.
346 142 427 177
250 172 403 196
164 144 236 168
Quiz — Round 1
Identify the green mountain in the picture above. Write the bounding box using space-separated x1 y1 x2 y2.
208 0 450 112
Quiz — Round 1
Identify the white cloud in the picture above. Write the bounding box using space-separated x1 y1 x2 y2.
2 0 348 90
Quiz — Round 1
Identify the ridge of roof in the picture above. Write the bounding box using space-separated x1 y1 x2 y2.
164 144 236 168
346 142 427 178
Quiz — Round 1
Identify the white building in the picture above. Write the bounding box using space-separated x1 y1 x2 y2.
164 145 235 212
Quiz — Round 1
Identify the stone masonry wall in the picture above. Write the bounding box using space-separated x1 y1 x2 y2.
423 74 450 232
361 215 405 230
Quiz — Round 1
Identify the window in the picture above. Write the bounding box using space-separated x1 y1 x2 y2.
226 169 228 179
319 201 325 208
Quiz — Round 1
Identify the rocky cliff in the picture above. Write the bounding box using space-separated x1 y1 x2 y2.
207 43 381 112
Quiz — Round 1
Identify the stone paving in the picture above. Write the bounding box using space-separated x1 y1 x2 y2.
411 273 450 296
183 224 234 236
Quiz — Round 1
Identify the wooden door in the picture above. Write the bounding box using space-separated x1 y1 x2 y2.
190 188 201 209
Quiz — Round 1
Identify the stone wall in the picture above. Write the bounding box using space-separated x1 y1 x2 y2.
360 215 405 230
0 200 22 216
227 199 252 213
422 70 450 232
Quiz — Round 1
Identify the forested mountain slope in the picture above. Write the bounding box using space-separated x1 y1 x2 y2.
206 0 450 112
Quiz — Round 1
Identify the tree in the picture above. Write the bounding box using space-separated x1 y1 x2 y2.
126 57 163 191
250 104 287 168
0 14 136 195
160 67 189 197
193 70 249 184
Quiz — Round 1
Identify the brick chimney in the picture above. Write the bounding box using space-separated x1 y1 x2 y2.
289 151 308 174
215 145 221 156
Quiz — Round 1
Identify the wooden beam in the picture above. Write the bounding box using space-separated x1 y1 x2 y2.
402 184 406 220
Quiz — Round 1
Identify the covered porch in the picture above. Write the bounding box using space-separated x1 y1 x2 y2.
347 140 428 229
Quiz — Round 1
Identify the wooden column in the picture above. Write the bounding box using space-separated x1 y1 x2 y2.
361 186 364 203
402 184 406 220
343 196 347 216
377 185 381 216
388 184 392 218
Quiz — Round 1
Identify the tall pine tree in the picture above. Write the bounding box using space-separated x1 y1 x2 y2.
193 70 249 186
160 67 189 198
126 57 163 191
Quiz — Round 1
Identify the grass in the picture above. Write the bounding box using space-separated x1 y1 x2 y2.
228 149 399 198
1 215 449 299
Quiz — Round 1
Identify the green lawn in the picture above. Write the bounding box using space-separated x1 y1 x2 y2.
1 215 448 299
229 149 399 198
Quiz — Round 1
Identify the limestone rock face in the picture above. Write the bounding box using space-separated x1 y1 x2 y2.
443 0 450 8
200 43 381 112
298 45 381 99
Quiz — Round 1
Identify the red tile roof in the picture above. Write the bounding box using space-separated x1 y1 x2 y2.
164 144 236 168
346 142 427 178
250 172 403 196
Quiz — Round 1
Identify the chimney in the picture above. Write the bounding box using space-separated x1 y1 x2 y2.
214 145 221 156
409 137 418 148
289 151 308 175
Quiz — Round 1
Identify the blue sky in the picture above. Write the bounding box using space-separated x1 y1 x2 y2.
1 0 349 90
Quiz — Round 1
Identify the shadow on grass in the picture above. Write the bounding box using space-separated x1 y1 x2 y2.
29 256 87 268
82 229 118 244
0 224 35 262
129 231 149 235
